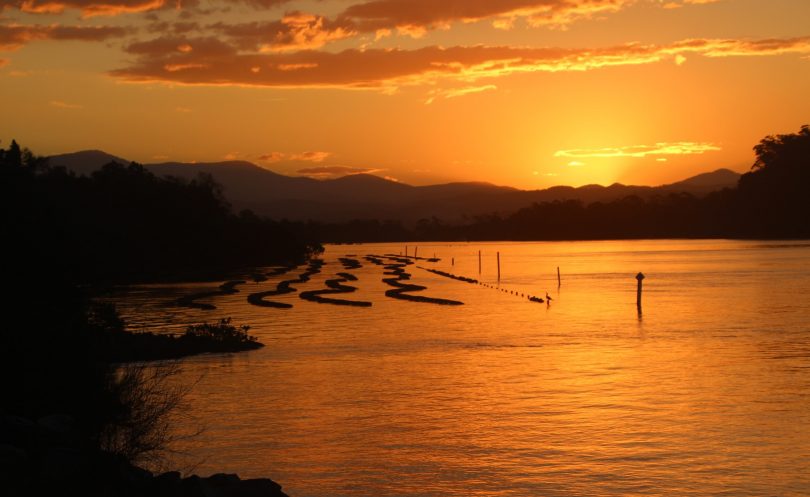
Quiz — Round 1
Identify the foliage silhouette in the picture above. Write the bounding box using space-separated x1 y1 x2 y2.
100 317 263 363
99 362 189 465
0 140 316 493
736 125 810 237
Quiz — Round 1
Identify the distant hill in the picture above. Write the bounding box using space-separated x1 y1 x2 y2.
48 151 740 223
663 168 742 191
48 150 129 176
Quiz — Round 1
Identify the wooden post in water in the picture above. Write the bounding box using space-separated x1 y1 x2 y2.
405 245 408 257
636 272 645 312
557 266 561 287
478 250 482 275
414 246 418 259
497 252 501 283
452 257 455 266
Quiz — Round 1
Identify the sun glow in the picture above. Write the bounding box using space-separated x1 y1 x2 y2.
1 0 808 187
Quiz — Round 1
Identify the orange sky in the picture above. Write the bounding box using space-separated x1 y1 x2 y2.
1 0 809 188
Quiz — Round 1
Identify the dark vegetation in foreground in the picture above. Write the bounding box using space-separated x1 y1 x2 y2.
1 143 301 495
1 289 285 496
101 316 263 363
307 126 810 242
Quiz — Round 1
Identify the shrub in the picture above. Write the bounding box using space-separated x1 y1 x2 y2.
182 318 257 345
99 362 193 466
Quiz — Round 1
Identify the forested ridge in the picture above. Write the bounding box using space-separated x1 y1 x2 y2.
307 126 810 242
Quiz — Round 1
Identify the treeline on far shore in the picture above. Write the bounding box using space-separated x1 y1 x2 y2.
303 125 810 243
1 145 322 284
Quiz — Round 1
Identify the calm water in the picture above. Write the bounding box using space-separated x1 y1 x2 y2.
112 240 810 497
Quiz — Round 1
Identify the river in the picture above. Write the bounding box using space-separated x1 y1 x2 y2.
111 240 810 496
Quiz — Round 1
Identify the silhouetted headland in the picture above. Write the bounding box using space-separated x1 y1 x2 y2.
1 142 309 496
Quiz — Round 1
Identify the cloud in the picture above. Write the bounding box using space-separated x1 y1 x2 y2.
426 84 496 104
50 100 82 108
146 22 201 36
0 57 8 67
664 36 810 58
227 0 291 8
124 36 236 57
258 152 285 162
339 0 638 34
277 62 318 71
110 40 663 88
257 151 331 162
111 35 810 89
212 0 733 55
207 0 642 54
0 23 128 50
554 142 721 159
213 12 356 53
163 62 207 72
664 0 720 7
297 165 382 178
442 84 496 98
3 0 169 17
290 151 331 162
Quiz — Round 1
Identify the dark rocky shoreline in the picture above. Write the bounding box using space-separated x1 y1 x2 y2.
0 413 289 497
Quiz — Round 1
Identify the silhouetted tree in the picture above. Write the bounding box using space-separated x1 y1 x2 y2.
751 125 810 172
737 125 810 237
4 139 22 168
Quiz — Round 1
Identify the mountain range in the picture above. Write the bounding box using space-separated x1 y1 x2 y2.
48 150 741 224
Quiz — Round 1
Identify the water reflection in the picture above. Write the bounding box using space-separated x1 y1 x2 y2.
111 240 810 497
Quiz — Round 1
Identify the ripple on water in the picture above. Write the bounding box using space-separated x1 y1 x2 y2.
109 241 810 497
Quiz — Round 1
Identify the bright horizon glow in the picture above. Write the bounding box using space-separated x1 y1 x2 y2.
1 0 809 188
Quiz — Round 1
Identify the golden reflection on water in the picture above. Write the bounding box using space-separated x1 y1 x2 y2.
112 240 810 496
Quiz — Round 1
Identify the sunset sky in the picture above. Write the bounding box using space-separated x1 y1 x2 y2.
1 0 809 188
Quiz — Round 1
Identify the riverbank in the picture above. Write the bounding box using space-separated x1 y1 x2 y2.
0 413 289 497
0 316 290 496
